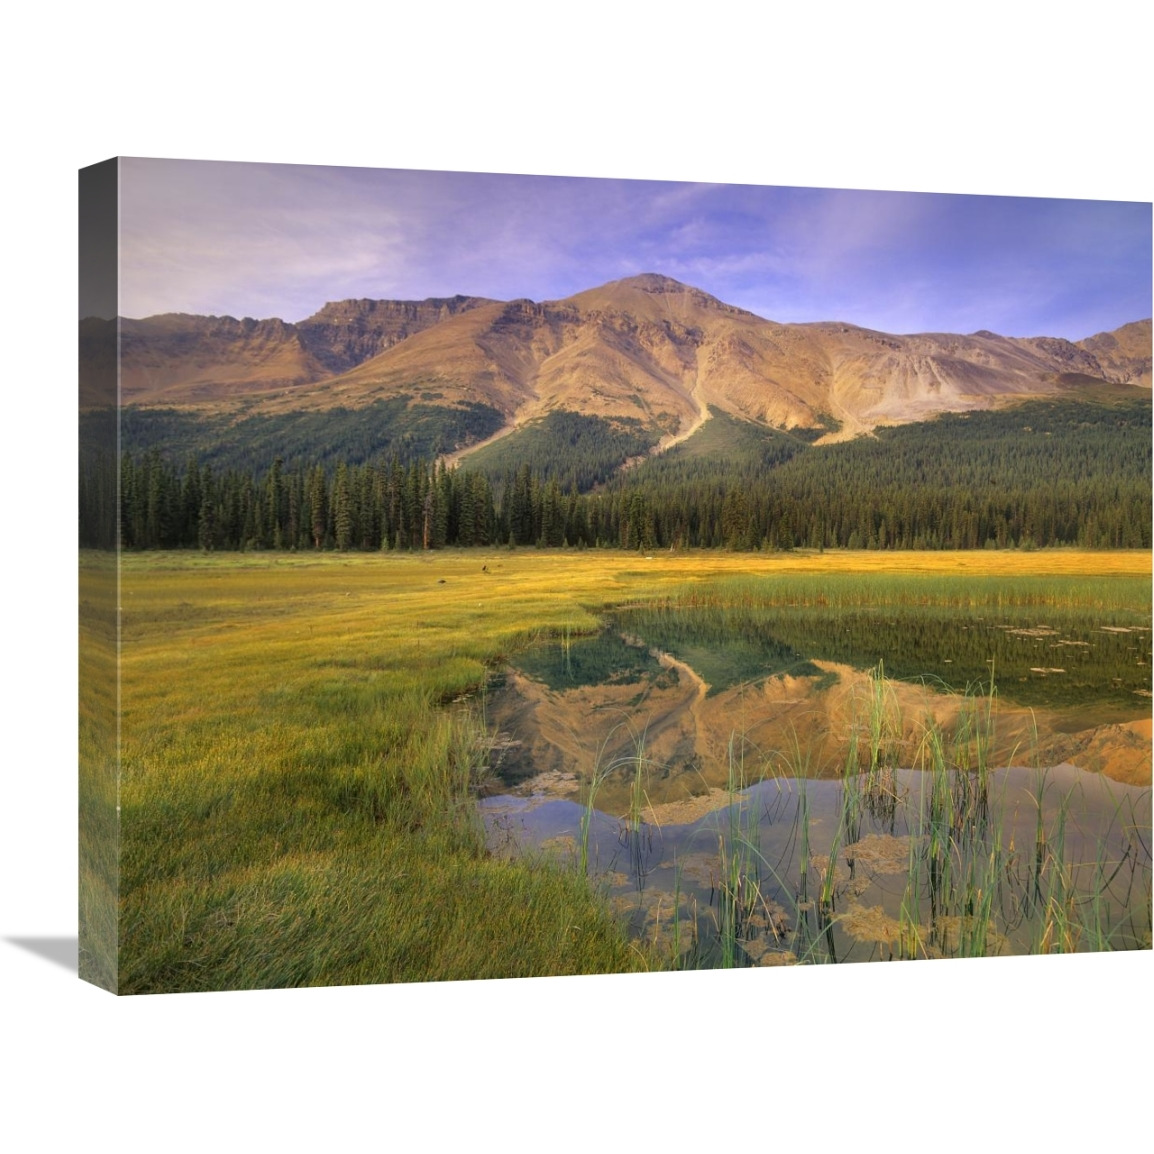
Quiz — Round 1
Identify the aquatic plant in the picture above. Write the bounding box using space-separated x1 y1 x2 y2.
643 666 1147 968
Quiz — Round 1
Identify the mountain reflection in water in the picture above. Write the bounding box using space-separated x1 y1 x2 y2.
486 604 1152 816
481 594 1151 965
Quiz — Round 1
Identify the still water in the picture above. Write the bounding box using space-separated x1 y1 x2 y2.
480 597 1152 964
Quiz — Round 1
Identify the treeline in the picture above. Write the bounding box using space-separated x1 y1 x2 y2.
114 451 663 552
120 452 501 552
592 399 1153 551
579 476 1150 550
99 395 1151 553
113 448 682 553
114 447 1150 557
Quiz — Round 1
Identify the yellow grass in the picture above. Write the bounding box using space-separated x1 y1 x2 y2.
89 547 1149 991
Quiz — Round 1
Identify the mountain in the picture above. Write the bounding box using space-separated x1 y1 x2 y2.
111 275 1150 468
119 314 329 402
118 295 496 404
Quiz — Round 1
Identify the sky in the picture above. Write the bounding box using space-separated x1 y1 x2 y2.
116 157 1152 340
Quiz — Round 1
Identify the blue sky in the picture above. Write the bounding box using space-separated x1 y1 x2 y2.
118 158 1151 340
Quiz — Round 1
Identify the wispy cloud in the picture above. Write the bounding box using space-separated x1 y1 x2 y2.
117 159 1151 338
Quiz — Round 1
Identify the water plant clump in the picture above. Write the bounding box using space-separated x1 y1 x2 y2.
550 661 1151 969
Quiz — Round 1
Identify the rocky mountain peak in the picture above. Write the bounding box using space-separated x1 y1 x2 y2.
612 273 694 294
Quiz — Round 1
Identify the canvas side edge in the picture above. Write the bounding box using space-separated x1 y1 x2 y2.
78 157 120 993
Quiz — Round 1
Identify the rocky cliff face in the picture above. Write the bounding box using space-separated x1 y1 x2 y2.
295 295 497 374
1019 335 1112 378
1078 319 1153 387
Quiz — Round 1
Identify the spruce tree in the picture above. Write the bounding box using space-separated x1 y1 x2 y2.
333 463 353 551
309 466 327 549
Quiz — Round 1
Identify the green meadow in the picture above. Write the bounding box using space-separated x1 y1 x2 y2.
81 548 1151 991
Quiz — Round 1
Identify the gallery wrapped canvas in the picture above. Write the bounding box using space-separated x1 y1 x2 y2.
79 157 1152 994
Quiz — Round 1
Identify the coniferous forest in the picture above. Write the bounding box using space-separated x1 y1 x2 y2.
84 395 1152 553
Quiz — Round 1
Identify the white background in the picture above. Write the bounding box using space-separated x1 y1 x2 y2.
1 3 1150 1150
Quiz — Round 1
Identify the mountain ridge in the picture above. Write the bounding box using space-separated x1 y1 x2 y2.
109 275 1151 456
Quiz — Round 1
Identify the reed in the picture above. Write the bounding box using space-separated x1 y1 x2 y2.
717 732 760 966
578 721 637 877
578 766 602 879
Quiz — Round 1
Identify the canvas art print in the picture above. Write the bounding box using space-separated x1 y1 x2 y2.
79 157 1152 994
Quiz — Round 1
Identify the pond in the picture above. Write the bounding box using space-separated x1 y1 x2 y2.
480 586 1152 965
